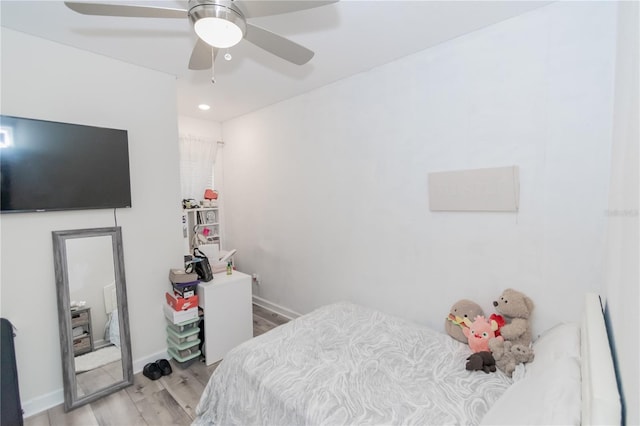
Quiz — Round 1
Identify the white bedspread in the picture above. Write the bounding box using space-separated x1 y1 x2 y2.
194 301 512 425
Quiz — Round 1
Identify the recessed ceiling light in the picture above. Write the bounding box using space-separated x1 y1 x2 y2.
198 104 211 111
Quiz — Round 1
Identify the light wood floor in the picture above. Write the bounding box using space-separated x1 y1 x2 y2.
25 304 290 426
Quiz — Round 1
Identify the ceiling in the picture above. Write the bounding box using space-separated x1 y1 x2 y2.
1 1 551 122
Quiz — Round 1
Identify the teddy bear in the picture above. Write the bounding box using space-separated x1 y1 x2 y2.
488 340 534 377
444 299 484 343
465 351 497 374
490 288 534 348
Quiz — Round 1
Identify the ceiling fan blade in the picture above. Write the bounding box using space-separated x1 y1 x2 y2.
189 38 218 70
244 23 314 65
235 0 338 19
64 2 187 18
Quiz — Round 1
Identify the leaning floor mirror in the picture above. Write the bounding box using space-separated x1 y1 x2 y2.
52 227 133 411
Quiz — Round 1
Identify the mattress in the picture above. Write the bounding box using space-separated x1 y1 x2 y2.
194 301 513 425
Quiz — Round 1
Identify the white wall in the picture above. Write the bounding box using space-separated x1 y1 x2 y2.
178 115 222 141
0 29 185 415
604 2 639 424
222 2 617 338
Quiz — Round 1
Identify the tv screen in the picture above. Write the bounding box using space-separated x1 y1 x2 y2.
0 115 132 213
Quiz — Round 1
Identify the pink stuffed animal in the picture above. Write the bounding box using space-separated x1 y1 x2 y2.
463 315 503 353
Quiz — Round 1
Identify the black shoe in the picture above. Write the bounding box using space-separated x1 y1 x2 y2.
155 359 173 376
143 362 162 380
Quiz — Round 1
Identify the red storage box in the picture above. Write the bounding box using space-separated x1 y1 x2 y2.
165 292 199 311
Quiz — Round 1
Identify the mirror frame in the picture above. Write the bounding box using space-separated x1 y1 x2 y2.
52 226 133 411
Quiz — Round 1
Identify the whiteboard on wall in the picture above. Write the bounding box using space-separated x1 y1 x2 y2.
428 166 520 212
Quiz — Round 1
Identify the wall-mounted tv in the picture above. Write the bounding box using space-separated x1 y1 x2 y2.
1 115 132 213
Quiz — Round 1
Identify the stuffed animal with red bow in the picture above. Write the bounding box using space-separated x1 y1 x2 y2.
463 315 504 353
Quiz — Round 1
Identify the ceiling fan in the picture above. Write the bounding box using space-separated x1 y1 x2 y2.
64 0 337 72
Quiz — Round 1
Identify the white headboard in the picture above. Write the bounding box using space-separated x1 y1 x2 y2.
581 293 622 425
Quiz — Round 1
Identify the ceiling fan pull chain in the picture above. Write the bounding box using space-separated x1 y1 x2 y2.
211 47 216 84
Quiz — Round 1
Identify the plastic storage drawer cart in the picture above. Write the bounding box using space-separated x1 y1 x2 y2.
166 317 201 367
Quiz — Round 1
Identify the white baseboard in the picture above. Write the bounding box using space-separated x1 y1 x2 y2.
22 350 170 419
22 389 63 419
252 296 301 320
133 349 170 374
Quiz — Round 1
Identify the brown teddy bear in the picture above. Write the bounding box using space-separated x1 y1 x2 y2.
488 288 535 375
490 288 534 348
444 299 484 343
488 340 534 377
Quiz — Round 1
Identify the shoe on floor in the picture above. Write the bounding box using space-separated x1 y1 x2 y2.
143 362 162 380
155 359 172 376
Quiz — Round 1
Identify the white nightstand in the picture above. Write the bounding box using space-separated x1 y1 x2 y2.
197 271 253 365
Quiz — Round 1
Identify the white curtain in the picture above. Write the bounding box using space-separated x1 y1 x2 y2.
179 133 217 200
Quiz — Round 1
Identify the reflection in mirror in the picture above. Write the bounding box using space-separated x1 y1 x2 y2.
67 236 123 396
52 227 133 411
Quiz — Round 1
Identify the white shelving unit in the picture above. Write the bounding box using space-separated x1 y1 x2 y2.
184 207 220 253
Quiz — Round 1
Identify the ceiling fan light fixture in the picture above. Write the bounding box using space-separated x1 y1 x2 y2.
195 17 242 48
190 2 246 49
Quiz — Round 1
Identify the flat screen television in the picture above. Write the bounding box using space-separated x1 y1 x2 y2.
0 115 132 213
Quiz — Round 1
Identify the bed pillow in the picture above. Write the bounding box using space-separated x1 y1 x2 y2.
526 322 580 378
480 356 581 425
109 309 121 348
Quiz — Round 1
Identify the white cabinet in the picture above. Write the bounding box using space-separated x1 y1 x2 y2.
184 207 220 253
197 271 252 365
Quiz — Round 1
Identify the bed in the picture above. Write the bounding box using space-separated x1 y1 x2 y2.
193 293 621 425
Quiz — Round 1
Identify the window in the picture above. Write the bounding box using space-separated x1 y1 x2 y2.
179 134 218 200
